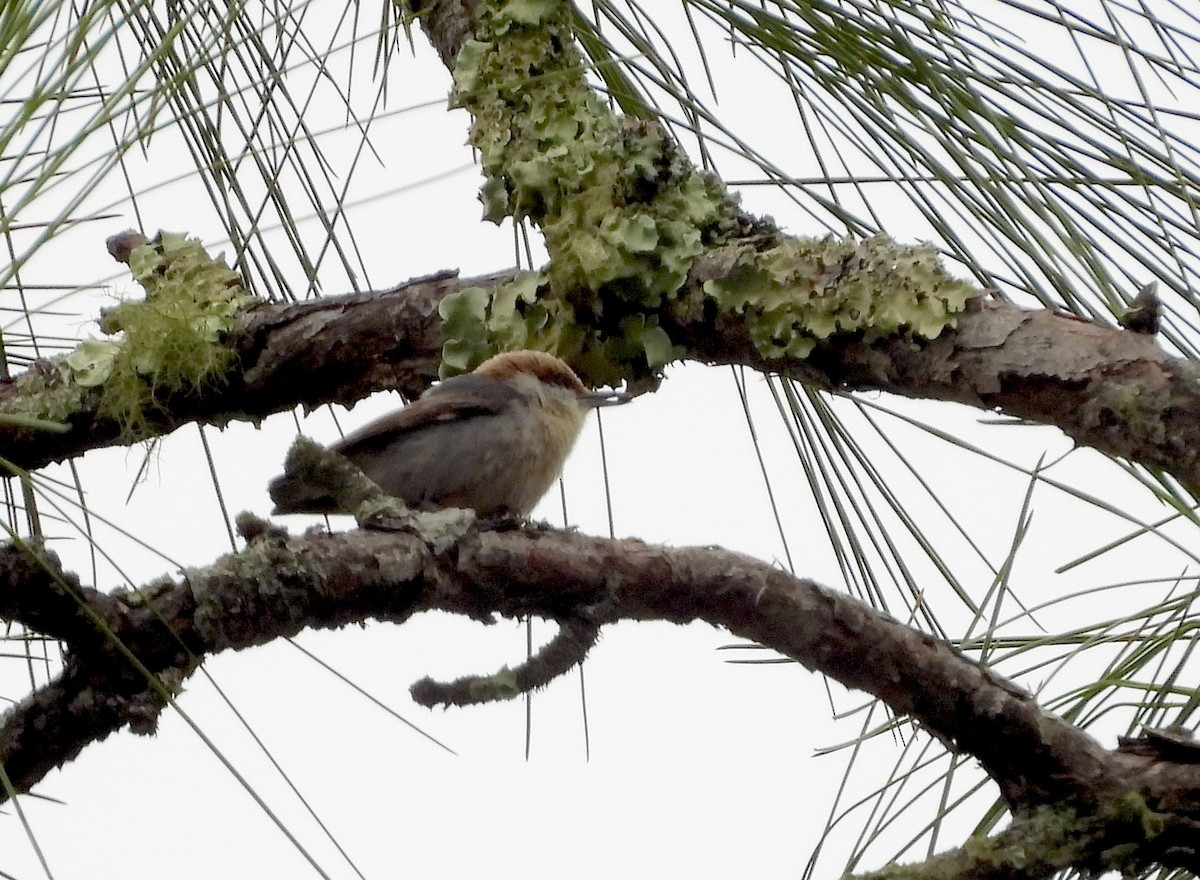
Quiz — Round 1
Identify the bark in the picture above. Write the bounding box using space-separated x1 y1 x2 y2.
0 525 1196 874
5 271 1200 499
3 3 1196 496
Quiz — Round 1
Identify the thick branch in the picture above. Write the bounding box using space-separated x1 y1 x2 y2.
5 1 1197 499
6 265 1200 500
0 526 1197 873
0 269 508 470
680 291 1200 495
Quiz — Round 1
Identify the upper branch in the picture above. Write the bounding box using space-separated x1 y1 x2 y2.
7 264 1200 498
0 269 497 471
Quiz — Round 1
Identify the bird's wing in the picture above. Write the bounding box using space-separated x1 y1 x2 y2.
331 374 522 455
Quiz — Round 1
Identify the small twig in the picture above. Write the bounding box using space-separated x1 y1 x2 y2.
409 617 602 707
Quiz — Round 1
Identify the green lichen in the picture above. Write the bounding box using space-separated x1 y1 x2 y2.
63 338 122 387
958 805 1082 873
438 270 679 386
703 234 975 358
447 0 744 376
1106 790 1167 846
0 232 257 440
856 793 1177 880
1 360 84 429
470 667 521 701
94 232 257 438
445 2 973 377
438 270 585 376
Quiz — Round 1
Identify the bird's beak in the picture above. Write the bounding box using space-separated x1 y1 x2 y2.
581 389 632 408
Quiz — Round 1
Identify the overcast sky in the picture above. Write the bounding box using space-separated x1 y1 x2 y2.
3 3 1198 879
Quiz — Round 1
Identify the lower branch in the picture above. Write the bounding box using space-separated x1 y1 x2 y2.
0 523 1197 874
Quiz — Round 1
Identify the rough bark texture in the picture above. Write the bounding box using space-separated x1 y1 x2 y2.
7 272 1200 501
0 269 504 470
0 528 1196 874
677 291 1200 495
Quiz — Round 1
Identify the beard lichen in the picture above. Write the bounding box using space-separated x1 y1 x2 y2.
2 232 257 442
94 232 257 439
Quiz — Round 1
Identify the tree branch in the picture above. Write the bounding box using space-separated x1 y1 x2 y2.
0 524 1197 872
7 261 1199 498
0 268 492 470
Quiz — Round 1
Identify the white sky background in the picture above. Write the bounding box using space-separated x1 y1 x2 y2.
3 2 1199 878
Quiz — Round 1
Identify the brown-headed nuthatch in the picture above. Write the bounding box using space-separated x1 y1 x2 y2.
269 351 628 517
1118 281 1162 335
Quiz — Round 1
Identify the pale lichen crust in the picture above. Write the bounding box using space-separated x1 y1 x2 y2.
441 1 973 377
703 234 975 359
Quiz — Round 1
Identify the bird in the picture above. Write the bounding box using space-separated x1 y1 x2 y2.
1118 281 1162 335
268 351 628 517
